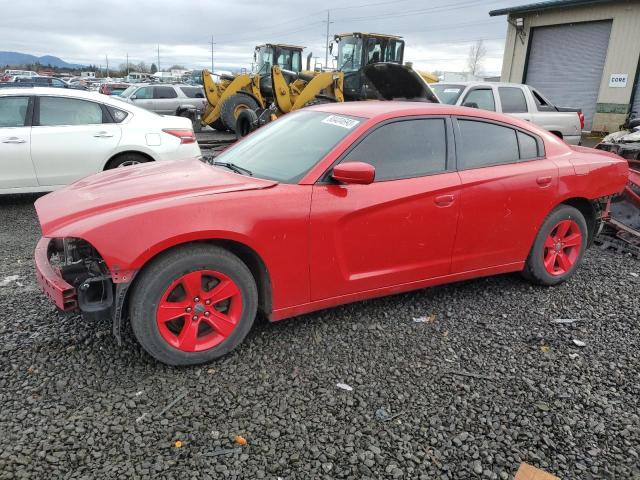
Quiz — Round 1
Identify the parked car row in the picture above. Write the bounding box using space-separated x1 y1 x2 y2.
0 87 201 194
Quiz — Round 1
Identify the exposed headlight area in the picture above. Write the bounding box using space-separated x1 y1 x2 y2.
48 237 114 313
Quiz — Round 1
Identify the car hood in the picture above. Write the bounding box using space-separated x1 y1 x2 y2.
36 159 277 235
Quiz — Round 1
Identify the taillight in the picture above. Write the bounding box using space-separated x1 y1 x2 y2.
578 112 585 130
162 128 196 144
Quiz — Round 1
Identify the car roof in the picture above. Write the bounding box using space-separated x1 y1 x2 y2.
0 86 141 108
307 100 542 130
435 81 528 88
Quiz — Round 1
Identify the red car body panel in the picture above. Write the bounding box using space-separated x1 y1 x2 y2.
35 102 629 321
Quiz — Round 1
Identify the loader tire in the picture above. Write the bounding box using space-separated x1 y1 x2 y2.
220 94 259 133
210 118 227 132
235 109 259 139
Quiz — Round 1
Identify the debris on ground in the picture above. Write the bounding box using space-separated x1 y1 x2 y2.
540 345 551 353
550 318 581 324
514 462 560 480
0 275 20 287
412 314 436 323
375 408 405 422
174 440 183 449
201 447 242 457
572 339 587 347
234 435 247 446
336 383 353 391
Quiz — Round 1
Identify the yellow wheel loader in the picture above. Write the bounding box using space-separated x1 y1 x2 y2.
201 43 309 132
236 32 439 136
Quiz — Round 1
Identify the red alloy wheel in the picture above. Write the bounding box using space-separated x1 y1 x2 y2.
542 219 583 276
156 270 242 352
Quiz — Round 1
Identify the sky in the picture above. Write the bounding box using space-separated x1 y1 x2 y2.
0 0 529 75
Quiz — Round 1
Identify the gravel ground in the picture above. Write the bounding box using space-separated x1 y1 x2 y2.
1 194 639 480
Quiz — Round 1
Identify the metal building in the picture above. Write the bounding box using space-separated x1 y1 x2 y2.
491 0 640 132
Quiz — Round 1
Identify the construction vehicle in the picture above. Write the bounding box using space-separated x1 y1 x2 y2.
201 43 310 132
235 32 439 136
201 33 439 135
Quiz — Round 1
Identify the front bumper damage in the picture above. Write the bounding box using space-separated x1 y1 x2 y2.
34 237 134 342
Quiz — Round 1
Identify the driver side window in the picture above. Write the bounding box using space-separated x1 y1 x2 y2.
462 89 495 111
343 118 447 181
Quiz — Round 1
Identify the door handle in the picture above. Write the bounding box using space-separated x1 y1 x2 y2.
536 176 552 186
94 131 114 138
434 194 455 207
2 137 26 144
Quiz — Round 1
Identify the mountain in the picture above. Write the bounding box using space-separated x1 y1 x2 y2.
0 51 85 69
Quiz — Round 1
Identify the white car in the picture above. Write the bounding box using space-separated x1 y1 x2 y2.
0 87 202 194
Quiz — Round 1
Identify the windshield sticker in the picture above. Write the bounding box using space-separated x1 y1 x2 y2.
443 88 461 93
321 115 360 129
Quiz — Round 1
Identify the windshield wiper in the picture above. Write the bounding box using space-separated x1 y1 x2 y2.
212 161 253 176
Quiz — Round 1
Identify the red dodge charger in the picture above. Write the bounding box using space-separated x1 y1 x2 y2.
35 102 628 365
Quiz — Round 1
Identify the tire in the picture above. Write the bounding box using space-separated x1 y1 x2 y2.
522 205 588 286
210 118 227 132
220 94 259 133
235 108 258 139
105 152 149 169
129 245 258 366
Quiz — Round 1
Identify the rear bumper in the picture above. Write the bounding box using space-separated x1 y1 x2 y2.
34 237 77 311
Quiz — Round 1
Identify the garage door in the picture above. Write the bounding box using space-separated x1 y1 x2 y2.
525 20 612 130
632 75 640 118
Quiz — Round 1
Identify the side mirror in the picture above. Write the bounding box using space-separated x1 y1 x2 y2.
130 95 137 100
463 102 479 109
332 162 375 185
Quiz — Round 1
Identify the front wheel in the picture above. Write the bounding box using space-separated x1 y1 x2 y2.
523 205 588 286
130 245 258 365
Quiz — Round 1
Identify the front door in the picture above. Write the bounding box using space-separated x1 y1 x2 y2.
451 117 558 272
0 95 36 189
310 117 461 300
30 96 121 186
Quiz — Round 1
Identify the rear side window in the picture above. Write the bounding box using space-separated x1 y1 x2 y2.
0 96 29 127
517 131 540 159
343 118 447 181
107 105 129 123
462 88 495 111
498 87 528 113
457 119 519 169
179 86 204 98
154 86 177 99
38 97 104 126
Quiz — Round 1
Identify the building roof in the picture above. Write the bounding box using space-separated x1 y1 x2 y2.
489 0 614 16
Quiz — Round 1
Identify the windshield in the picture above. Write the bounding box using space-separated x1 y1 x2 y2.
256 46 274 74
337 37 363 72
119 85 138 98
213 110 363 183
431 84 465 104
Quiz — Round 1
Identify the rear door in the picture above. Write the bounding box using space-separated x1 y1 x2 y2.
30 96 121 186
153 86 179 114
310 117 461 299
0 95 36 189
460 86 497 112
451 117 557 272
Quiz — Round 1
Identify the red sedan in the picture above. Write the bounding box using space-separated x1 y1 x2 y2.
34 102 628 365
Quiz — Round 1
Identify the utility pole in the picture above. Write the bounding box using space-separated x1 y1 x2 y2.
324 10 333 69
157 45 160 72
126 53 129 76
105 55 109 78
209 35 216 73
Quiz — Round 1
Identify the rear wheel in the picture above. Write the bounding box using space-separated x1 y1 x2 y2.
105 152 149 169
210 118 227 132
523 205 588 285
130 245 258 365
220 94 259 133
235 109 259 139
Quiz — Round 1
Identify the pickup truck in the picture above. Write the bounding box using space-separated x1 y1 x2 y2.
432 82 584 145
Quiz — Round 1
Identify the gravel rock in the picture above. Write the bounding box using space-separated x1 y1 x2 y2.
1 193 639 479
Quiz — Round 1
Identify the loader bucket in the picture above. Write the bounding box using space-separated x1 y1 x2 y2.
361 63 439 103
